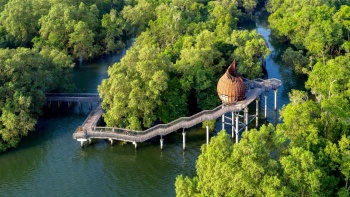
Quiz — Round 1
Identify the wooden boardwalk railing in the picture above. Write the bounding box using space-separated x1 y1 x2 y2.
46 93 101 102
73 77 282 144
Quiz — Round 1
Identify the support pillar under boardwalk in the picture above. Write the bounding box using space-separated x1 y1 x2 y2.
231 112 235 139
264 92 268 119
182 129 186 150
78 138 88 148
235 112 239 144
274 89 278 111
206 125 209 145
244 107 248 132
160 136 164 150
256 98 259 128
109 138 114 145
221 105 225 131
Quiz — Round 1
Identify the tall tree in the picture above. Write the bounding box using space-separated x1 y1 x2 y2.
101 9 125 53
0 0 44 45
99 33 170 129
175 30 224 111
325 135 350 196
280 147 323 196
38 3 77 50
122 0 156 34
69 21 96 60
230 30 270 78
0 48 73 152
279 90 322 151
305 56 350 140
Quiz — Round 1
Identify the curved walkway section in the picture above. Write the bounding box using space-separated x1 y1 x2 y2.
73 78 282 144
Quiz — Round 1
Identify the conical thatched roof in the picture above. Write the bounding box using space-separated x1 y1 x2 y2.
217 61 246 105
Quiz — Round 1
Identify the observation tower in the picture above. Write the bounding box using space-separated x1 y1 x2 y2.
217 61 246 104
216 60 282 143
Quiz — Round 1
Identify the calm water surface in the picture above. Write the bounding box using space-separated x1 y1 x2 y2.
0 21 306 196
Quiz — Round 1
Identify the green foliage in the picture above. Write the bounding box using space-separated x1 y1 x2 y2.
281 47 310 74
306 55 350 100
174 30 224 110
333 5 350 42
227 125 286 196
280 147 323 196
0 0 8 13
0 48 73 152
122 0 157 34
325 135 350 194
196 130 233 196
37 3 76 50
0 0 44 45
175 125 288 196
99 34 170 129
305 56 350 141
68 21 97 60
230 30 270 78
101 9 125 53
202 120 216 131
268 0 350 65
0 0 129 61
279 91 322 150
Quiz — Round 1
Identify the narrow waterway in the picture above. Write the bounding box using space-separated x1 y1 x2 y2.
0 19 306 196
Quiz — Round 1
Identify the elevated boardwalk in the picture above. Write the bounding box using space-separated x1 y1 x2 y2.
81 102 103 131
73 78 282 148
46 93 101 102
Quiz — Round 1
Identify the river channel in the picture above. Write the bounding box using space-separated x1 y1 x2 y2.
0 19 306 196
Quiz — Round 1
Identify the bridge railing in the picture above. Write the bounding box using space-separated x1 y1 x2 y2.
45 93 99 97
45 93 101 102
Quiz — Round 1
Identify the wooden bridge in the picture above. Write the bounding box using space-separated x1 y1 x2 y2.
45 93 101 109
72 78 282 149
45 93 101 102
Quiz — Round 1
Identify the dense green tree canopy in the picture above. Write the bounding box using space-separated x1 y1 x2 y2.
99 33 171 129
0 0 44 45
0 0 128 60
0 48 73 152
176 125 288 196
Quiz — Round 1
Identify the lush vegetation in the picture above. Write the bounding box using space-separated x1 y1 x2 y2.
99 0 269 130
0 47 73 151
0 0 127 60
0 0 129 152
176 0 350 196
